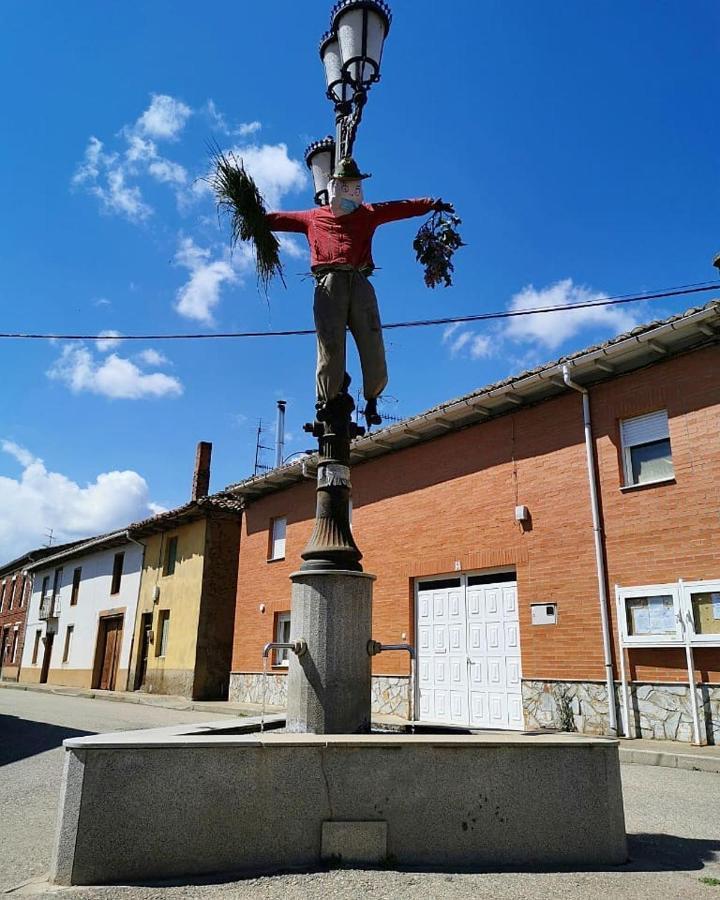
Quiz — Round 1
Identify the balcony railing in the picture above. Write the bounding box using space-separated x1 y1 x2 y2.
39 595 59 620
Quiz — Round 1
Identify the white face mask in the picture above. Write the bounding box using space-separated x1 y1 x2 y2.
328 178 364 216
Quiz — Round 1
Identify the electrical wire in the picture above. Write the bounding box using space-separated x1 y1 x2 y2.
0 281 717 341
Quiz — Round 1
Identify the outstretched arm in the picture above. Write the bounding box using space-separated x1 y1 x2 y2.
368 198 454 227
265 210 313 234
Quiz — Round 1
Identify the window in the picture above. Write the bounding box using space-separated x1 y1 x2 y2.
20 575 29 608
269 516 287 561
62 625 74 663
70 568 82 606
52 567 63 606
274 613 291 666
41 575 50 601
620 410 673 487
32 629 42 664
8 577 16 610
157 610 170 657
625 593 676 638
0 580 5 611
164 536 179 576
10 627 19 663
111 552 124 595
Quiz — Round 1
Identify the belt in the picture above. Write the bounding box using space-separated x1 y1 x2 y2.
312 264 374 277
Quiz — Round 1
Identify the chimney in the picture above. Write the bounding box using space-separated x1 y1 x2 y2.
192 441 212 500
275 400 286 468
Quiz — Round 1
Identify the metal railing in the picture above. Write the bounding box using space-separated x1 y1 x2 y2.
39 595 59 619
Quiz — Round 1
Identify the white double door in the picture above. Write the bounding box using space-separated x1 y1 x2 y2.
416 574 523 730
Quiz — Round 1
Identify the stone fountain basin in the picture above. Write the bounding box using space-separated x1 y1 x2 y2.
52 718 627 886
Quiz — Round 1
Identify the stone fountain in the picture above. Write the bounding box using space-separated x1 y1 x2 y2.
49 387 627 885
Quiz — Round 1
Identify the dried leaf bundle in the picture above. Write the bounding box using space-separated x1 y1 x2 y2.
413 211 465 289
208 146 285 294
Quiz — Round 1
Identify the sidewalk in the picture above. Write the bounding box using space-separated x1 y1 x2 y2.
2 678 719 773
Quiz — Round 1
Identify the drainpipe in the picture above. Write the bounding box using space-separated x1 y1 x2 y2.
561 365 618 736
124 532 147 693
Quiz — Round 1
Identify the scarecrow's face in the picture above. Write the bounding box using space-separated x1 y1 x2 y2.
329 178 364 216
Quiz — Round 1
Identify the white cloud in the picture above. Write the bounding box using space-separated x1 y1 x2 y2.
174 237 252 324
0 443 160 561
469 335 492 359
504 278 638 351
205 100 261 138
135 94 191 141
93 297 112 307
73 137 153 222
147 158 187 185
278 235 307 260
2 441 35 467
228 143 307 209
48 345 183 400
96 330 123 352
136 348 169 367
236 120 262 137
442 323 488 358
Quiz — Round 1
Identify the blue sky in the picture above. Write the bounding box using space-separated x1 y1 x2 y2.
1 0 718 559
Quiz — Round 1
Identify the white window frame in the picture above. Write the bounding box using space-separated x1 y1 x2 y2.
274 612 291 666
620 409 674 489
11 626 19 663
681 579 720 645
617 583 681 646
269 516 287 561
617 579 720 647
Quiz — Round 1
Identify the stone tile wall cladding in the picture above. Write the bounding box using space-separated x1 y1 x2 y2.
522 679 720 744
229 673 411 718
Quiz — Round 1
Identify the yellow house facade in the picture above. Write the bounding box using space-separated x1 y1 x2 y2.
127 494 243 700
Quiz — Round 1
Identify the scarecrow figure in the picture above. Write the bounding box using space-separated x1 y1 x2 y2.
210 152 458 428
265 157 453 426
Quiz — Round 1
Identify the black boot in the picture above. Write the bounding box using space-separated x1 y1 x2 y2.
364 397 382 428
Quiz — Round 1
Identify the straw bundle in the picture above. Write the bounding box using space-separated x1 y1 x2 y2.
208 145 285 294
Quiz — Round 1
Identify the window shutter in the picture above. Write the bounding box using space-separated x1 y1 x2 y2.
621 410 669 447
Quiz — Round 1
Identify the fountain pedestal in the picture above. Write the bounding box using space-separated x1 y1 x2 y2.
286 569 375 734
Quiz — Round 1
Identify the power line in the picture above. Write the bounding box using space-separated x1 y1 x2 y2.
0 281 717 342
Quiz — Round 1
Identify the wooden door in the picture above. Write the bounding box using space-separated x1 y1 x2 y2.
40 633 54 684
97 616 123 691
135 613 152 689
0 628 8 676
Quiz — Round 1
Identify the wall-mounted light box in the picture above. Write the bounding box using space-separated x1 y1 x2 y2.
531 603 557 625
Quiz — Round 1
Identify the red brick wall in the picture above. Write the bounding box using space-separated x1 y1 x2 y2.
0 569 31 680
232 345 720 684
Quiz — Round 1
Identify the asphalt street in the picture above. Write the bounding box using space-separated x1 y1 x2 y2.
1 690 719 900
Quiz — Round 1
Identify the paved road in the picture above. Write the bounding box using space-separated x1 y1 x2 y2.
1 691 719 900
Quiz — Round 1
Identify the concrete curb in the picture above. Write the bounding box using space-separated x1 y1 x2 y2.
619 747 720 774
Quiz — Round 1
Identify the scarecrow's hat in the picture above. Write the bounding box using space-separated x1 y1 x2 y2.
333 156 371 180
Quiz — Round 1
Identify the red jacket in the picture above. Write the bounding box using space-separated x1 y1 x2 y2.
266 199 435 271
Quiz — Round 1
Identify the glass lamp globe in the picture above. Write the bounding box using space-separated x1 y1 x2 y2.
305 137 336 206
319 32 351 104
331 0 392 89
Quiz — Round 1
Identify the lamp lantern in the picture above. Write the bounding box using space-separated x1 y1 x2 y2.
305 137 336 206
320 32 351 107
330 0 392 90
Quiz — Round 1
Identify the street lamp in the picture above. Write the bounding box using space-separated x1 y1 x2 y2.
320 0 392 159
331 0 392 89
305 137 336 206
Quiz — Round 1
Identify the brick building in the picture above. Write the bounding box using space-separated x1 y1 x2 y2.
0 543 80 682
227 301 720 743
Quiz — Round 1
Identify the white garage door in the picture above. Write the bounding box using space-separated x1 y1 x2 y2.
417 573 523 730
